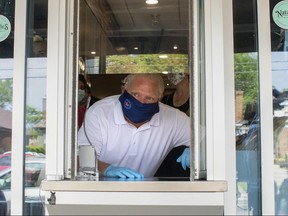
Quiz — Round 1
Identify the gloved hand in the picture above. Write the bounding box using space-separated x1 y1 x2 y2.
104 165 144 178
176 148 190 170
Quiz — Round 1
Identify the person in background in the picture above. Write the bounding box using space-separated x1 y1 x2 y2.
163 72 190 114
32 35 47 57
154 72 190 177
78 74 99 129
78 74 191 178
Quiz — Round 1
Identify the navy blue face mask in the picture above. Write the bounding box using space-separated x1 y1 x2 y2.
119 91 159 124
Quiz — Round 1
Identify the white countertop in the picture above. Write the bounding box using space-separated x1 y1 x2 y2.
41 178 227 192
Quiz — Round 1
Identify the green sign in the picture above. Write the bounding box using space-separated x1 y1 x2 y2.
0 15 11 42
273 1 288 29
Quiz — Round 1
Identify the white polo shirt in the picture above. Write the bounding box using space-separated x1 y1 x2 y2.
78 95 191 177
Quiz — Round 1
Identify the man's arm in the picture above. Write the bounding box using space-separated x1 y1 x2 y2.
98 160 110 175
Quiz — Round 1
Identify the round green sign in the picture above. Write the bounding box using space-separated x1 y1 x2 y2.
273 1 288 29
0 15 11 42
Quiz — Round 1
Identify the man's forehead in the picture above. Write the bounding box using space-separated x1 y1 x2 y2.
133 76 157 85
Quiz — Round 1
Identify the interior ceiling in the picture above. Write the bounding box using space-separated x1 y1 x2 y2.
31 0 284 57
105 0 189 32
82 0 189 56
83 0 285 56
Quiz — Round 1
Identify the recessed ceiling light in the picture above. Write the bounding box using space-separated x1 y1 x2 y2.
91 51 96 55
146 0 158 5
134 47 139 50
173 45 178 50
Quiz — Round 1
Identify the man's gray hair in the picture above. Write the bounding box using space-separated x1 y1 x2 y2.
122 74 164 98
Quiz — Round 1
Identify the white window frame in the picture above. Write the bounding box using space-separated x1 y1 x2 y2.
44 0 231 183
9 0 276 214
46 0 69 181
257 0 274 214
11 0 27 214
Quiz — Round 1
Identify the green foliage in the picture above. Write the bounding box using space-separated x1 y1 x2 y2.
0 79 43 128
26 106 43 127
106 54 188 74
26 145 45 154
28 128 39 138
0 79 13 109
234 53 259 107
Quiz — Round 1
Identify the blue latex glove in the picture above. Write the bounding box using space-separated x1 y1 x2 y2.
176 148 190 170
104 165 144 178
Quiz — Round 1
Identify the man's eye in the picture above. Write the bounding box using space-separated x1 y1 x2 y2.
146 97 156 102
131 92 138 97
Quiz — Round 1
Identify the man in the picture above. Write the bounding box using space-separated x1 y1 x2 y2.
78 74 191 178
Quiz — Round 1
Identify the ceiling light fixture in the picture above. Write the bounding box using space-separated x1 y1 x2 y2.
145 0 158 5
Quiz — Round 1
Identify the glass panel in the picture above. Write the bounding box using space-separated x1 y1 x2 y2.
76 0 206 180
270 0 288 215
0 0 15 215
233 0 262 215
24 0 47 215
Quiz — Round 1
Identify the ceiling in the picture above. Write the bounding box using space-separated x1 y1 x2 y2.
80 0 284 58
80 0 189 57
0 0 284 58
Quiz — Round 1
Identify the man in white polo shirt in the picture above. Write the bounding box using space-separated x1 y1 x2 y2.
78 73 191 178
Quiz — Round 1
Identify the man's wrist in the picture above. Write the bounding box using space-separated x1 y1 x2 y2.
98 161 110 175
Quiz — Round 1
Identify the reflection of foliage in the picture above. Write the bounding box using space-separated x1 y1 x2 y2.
0 79 43 129
106 54 188 73
26 106 43 127
0 79 13 109
26 106 44 141
234 53 258 107
29 128 39 138
26 145 45 154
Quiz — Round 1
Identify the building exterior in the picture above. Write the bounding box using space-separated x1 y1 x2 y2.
0 0 287 215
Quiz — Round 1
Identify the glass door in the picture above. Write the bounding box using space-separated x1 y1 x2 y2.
270 0 288 215
233 0 262 214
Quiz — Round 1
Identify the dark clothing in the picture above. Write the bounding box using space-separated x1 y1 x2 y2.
154 145 190 177
89 95 100 107
154 92 190 178
161 93 189 114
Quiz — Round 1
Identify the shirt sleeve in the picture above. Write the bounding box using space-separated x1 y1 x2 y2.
173 109 191 147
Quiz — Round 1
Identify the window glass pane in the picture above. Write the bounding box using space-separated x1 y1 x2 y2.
0 0 14 215
24 0 47 215
76 0 206 180
233 0 262 215
270 0 288 215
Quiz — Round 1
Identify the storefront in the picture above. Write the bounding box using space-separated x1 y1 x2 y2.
0 0 286 215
